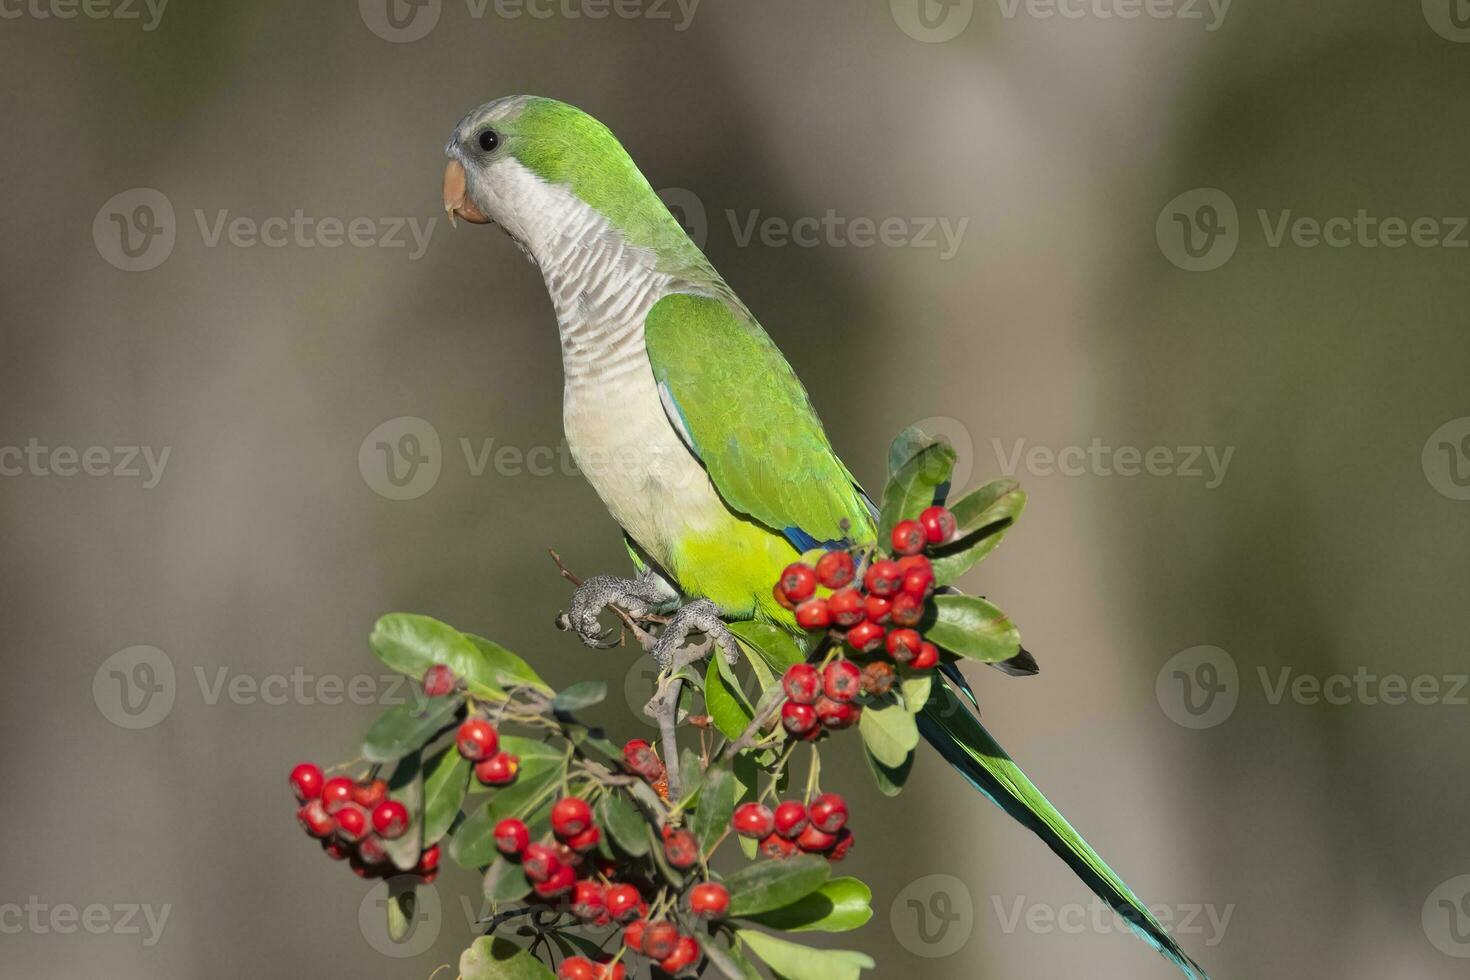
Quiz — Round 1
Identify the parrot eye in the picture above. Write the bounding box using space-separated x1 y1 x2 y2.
477 129 500 153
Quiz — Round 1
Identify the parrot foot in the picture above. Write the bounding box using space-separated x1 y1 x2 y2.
556 571 671 648
650 599 740 670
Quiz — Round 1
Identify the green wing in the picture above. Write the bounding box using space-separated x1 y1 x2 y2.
644 292 874 550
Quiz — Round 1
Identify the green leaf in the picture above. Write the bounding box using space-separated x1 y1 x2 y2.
736 930 874 980
706 656 754 741
879 438 956 541
733 753 760 859
858 698 919 768
741 877 873 933
887 426 939 481
729 621 804 673
370 614 510 700
863 743 914 797
482 856 532 905
899 674 932 715
384 753 425 871
724 855 831 917
597 791 650 857
422 746 471 845
692 765 735 854
361 696 461 764
704 938 763 980
551 680 607 713
462 633 552 693
925 594 1022 663
451 764 565 869
930 480 1027 585
495 735 567 765
459 936 556 980
678 748 704 806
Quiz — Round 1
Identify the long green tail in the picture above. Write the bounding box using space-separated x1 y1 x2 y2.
918 679 1210 979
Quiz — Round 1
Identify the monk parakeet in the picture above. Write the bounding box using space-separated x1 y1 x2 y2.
442 95 1208 979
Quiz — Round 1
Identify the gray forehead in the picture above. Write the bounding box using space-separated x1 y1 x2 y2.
450 95 532 145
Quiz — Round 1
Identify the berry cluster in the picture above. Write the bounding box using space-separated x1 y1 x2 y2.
731 793 854 862
492 794 720 978
289 762 438 880
621 738 670 800
456 717 521 786
774 505 960 670
778 659 864 739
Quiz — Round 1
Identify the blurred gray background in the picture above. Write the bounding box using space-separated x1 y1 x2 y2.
4 0 1470 977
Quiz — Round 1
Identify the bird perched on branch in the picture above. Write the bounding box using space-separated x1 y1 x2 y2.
442 95 1208 979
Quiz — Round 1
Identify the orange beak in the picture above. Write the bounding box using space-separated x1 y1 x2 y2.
443 159 491 226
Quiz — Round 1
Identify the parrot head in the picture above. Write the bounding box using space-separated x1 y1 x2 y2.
442 96 700 267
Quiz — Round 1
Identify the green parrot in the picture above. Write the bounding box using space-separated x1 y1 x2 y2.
442 95 1208 979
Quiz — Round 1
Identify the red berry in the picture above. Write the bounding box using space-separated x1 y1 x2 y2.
846 621 886 654
534 864 576 899
796 823 837 852
815 696 860 730
828 827 856 861
334 804 369 843
605 884 642 922
418 844 441 873
772 582 796 611
759 833 799 859
863 594 892 624
886 628 923 663
662 827 699 869
371 800 410 839
828 588 866 627
551 797 594 839
320 776 356 814
288 763 323 802
732 802 775 839
356 834 388 865
778 563 817 604
567 826 602 853
815 549 856 589
781 701 818 736
902 564 935 599
911 641 940 670
622 739 665 782
558 957 598 980
822 660 862 701
456 718 499 761
688 882 730 920
889 591 926 627
794 598 831 630
781 663 821 704
596 960 626 980
571 880 606 922
808 793 848 833
660 935 700 975
861 661 896 695
623 918 647 951
475 753 520 786
297 800 335 838
919 505 958 544
864 560 903 597
891 520 926 556
494 818 530 856
320 838 350 861
522 843 561 883
422 663 457 698
642 921 679 960
773 801 808 839
353 778 388 810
